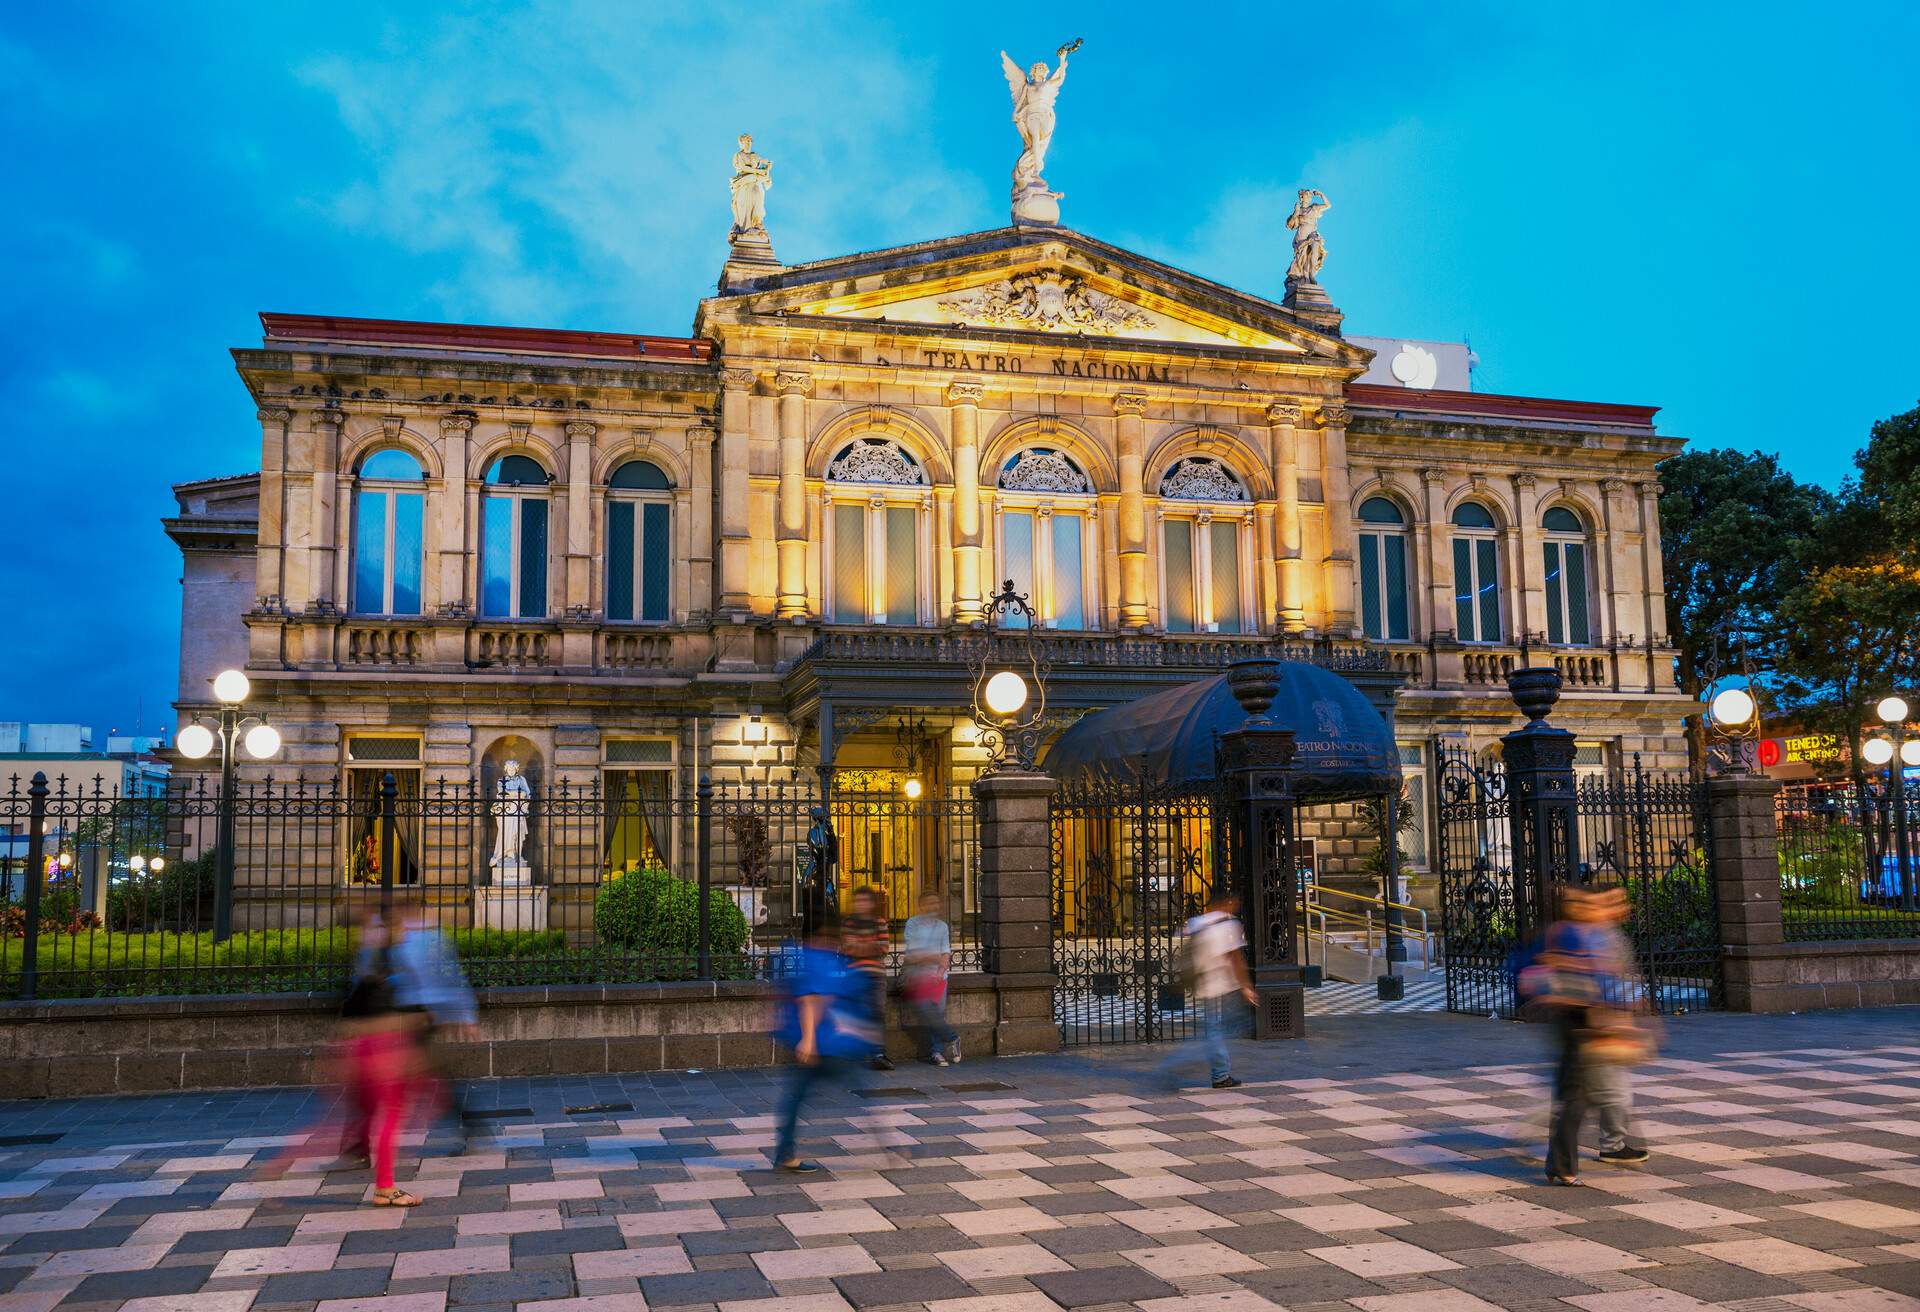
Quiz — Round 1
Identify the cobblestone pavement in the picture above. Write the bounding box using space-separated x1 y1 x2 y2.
1 1009 1918 1312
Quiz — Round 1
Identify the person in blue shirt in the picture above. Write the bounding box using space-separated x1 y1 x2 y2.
772 911 875 1173
389 905 480 1150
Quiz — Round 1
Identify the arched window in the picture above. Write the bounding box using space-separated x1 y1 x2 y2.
351 449 425 616
824 439 927 626
1356 497 1410 642
1450 500 1502 643
481 454 552 620
1158 457 1250 634
1541 505 1591 646
995 448 1097 630
606 460 673 624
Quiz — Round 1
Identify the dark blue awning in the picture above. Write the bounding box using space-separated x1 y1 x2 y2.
1043 660 1399 798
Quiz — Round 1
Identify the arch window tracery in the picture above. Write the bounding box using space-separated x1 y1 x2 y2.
1158 458 1250 634
825 439 927 625
995 448 1097 630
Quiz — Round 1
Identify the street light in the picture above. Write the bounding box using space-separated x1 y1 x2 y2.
967 580 1050 774
178 667 280 940
1709 687 1757 730
1874 693 1915 911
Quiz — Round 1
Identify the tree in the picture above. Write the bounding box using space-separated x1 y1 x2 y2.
1656 449 1833 766
1850 401 1920 557
1775 558 1920 798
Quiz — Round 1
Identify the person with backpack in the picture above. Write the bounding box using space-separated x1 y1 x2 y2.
772 910 876 1173
1176 887 1257 1089
340 908 427 1206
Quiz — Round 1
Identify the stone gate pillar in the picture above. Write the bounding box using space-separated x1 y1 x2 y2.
1704 772 1786 1012
1501 667 1580 939
1217 660 1303 1039
974 769 1061 1055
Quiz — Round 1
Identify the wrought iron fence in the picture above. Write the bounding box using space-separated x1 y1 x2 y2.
1776 782 1920 942
0 770 977 1000
1050 775 1229 1046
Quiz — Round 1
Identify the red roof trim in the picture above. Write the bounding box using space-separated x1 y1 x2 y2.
259 313 713 363
1349 384 1658 428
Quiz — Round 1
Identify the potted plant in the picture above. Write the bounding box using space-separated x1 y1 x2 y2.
725 811 772 928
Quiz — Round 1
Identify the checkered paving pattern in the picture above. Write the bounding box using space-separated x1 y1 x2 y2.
1305 981 1447 1016
1 1024 1919 1312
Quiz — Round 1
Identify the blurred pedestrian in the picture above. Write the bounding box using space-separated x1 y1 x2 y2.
341 910 426 1205
772 910 876 1173
902 889 959 1066
843 885 893 1071
391 903 481 1150
1168 887 1256 1089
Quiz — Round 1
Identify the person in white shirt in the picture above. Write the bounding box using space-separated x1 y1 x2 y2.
1184 888 1257 1088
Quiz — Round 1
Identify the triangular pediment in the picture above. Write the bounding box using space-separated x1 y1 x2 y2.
704 226 1363 364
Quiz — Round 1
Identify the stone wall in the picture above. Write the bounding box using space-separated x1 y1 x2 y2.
0 975 1008 1099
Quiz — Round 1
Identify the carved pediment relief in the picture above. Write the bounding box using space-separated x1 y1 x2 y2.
936 273 1153 335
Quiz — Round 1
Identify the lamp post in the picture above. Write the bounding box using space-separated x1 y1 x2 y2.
1864 695 1915 911
967 580 1050 775
174 668 281 941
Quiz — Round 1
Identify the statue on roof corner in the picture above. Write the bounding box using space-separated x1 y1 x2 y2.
1286 188 1332 284
729 133 773 242
1000 39 1080 226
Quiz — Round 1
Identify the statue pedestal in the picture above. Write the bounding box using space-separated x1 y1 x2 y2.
1282 276 1342 333
1012 185 1062 226
478 884 547 933
721 229 781 291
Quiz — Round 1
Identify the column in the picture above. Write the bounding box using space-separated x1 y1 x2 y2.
974 770 1062 1055
686 422 717 621
1316 403 1356 632
1500 668 1578 940
1705 773 1788 1012
774 370 813 619
1267 400 1305 632
1600 477 1636 647
1113 392 1150 630
254 407 291 609
1638 479 1672 686
308 405 345 610
436 415 472 614
717 368 755 616
948 381 986 623
564 420 595 615
1510 473 1544 644
1421 469 1451 638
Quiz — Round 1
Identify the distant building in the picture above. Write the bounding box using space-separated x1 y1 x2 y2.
0 722 171 797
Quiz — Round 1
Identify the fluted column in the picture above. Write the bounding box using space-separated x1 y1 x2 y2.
774 370 813 619
1511 473 1544 643
564 420 595 615
255 407 291 609
436 415 472 614
948 381 986 623
1422 468 1451 638
686 421 717 620
1316 403 1356 633
1267 400 1305 632
717 368 755 616
1637 479 1669 649
1114 392 1150 630
1602 477 1637 646
308 405 345 611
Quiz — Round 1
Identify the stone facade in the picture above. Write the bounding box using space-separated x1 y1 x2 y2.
168 226 1691 905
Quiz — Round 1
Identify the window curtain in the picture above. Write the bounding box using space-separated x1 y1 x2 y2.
1165 521 1195 632
833 503 866 622
1209 521 1241 633
604 771 673 875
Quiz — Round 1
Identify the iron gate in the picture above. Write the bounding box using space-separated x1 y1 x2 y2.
1436 744 1722 1017
1050 778 1229 1046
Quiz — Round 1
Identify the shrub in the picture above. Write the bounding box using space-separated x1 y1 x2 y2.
594 862 747 957
1777 817 1864 910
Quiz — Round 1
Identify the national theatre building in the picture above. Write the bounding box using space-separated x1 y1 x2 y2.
168 96 1691 913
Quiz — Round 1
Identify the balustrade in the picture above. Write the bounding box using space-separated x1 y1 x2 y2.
470 626 556 668
342 623 426 667
599 630 675 671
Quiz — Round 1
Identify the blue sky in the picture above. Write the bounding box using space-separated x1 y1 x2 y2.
3 1 1917 735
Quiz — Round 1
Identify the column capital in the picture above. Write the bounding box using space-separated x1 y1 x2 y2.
1511 472 1539 491
1265 399 1304 425
565 419 597 442
719 367 758 391
311 404 347 432
1420 466 1447 486
1638 479 1664 497
439 414 474 438
775 369 814 397
1113 391 1149 417
1601 476 1632 496
257 405 292 426
1314 402 1350 428
688 421 717 447
946 380 986 406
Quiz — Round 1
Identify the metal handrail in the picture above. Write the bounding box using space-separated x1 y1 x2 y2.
1304 884 1433 974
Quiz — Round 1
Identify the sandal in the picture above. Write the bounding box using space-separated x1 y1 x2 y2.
371 1187 422 1207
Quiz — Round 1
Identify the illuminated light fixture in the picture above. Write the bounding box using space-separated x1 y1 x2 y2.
1708 686 1756 729
1879 696 1910 725
244 723 282 760
151 856 165 873
176 723 215 760
902 778 924 800
1903 740 1920 768
212 669 251 705
130 854 146 873
984 670 1029 718
57 852 73 870
1864 738 1895 766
